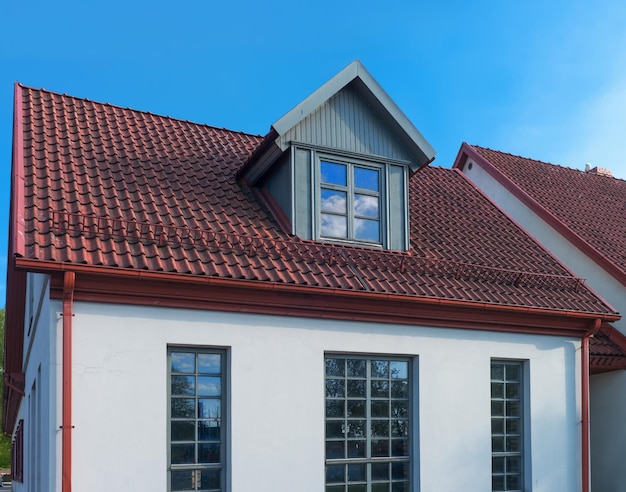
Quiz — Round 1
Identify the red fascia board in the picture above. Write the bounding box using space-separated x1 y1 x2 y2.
11 83 26 257
454 143 626 289
16 258 617 333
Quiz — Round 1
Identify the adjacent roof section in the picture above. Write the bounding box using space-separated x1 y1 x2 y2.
8 84 619 318
239 60 436 183
456 143 626 287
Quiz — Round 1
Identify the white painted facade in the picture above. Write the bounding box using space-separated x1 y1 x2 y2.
13 288 584 491
461 159 626 491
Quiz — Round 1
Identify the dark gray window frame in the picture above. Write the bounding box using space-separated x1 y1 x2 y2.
168 346 228 492
324 353 416 492
490 359 529 492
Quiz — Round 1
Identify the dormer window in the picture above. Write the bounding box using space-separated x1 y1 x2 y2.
320 159 382 244
237 60 436 252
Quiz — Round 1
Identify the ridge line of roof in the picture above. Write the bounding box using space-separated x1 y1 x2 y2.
472 144 626 181
17 82 264 140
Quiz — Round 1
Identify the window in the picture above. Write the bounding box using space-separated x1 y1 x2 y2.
491 360 524 492
169 348 226 492
320 160 382 244
12 419 24 483
325 355 412 492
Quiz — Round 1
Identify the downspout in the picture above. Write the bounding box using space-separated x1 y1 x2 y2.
582 319 600 492
62 272 75 492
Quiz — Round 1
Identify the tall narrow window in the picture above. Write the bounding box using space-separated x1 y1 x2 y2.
169 348 225 492
320 160 382 244
491 360 524 492
325 355 411 492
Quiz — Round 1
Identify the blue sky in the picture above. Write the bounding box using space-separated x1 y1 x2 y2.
2 0 626 306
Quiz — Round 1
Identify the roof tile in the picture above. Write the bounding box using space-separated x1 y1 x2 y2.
14 86 617 315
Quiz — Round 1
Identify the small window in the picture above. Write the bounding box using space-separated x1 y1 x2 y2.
491 360 525 492
168 348 226 492
325 355 412 492
320 160 383 244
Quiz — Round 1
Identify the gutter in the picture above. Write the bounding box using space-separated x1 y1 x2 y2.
61 271 75 492
582 319 601 492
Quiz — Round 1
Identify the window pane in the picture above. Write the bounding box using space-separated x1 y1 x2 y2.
198 353 221 374
354 218 380 242
198 399 221 419
172 398 195 419
348 463 366 481
327 400 345 418
354 194 379 218
171 375 195 396
326 359 345 377
347 359 366 378
347 440 366 458
171 421 195 441
371 381 389 398
372 462 389 481
392 462 409 480
198 443 221 463
200 468 221 490
371 361 390 378
198 376 221 397
171 353 195 373
171 444 195 464
391 381 408 399
321 162 347 186
326 440 345 459
326 379 345 398
322 189 347 213
171 470 195 491
347 380 366 398
347 400 365 418
321 214 348 238
390 362 408 379
326 464 346 484
354 167 379 191
198 420 220 441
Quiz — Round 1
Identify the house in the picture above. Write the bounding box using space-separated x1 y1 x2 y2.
3 61 623 492
454 143 626 491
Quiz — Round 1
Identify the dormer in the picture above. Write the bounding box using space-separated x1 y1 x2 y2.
238 61 436 251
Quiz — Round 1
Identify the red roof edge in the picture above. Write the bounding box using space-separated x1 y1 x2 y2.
3 83 28 434
12 82 25 257
454 142 626 290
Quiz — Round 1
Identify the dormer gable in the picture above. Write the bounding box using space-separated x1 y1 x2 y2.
238 61 436 251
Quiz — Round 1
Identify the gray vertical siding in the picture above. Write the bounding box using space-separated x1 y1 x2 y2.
281 85 413 162
294 147 313 238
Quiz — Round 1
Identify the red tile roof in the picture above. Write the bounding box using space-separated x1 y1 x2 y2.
10 85 617 316
469 145 626 281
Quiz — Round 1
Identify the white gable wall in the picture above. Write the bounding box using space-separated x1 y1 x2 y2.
461 159 626 492
12 273 58 492
64 301 580 492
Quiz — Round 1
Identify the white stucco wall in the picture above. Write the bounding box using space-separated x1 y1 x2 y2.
461 160 626 492
12 273 58 492
64 301 581 492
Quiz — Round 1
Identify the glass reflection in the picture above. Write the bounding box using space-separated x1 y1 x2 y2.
198 376 221 397
354 218 379 242
198 353 221 374
321 162 347 186
321 214 348 238
198 399 221 419
354 167 379 191
321 189 347 213
171 353 195 373
354 194 379 218
171 375 195 396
